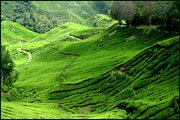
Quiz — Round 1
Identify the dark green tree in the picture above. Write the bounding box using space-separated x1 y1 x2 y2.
1 46 14 85
142 1 155 26
93 1 109 14
153 1 173 27
110 1 136 27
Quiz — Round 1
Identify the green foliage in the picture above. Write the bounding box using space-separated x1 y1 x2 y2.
157 36 179 47
82 14 117 28
49 34 179 119
1 21 39 45
1 20 179 119
1 45 14 85
1 1 111 33
110 1 179 30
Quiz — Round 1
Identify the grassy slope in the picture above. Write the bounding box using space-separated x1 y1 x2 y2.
1 21 40 65
31 22 94 42
1 21 179 119
11 24 175 100
1 21 39 45
31 1 112 23
2 1 112 26
1 101 128 119
49 36 179 119
82 14 117 28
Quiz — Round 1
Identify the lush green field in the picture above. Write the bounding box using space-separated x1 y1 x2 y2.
1 21 39 45
1 101 128 119
1 19 179 119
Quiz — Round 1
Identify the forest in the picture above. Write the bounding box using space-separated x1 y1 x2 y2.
1 1 179 119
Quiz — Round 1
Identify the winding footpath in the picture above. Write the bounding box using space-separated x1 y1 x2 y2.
67 32 81 41
17 48 32 64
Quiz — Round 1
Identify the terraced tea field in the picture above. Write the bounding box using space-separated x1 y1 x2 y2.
1 20 179 119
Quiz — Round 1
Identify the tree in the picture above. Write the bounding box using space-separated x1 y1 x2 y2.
93 1 109 14
111 1 136 27
1 46 14 85
153 1 173 27
173 1 179 11
125 1 136 27
142 1 155 26
168 1 179 30
131 1 147 26
153 1 179 30
1 1 57 33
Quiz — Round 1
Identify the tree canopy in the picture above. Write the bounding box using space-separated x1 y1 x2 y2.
1 46 14 85
110 1 179 30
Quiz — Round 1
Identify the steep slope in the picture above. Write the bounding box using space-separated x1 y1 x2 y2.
1 1 112 33
82 14 117 28
1 36 179 119
49 36 179 119
31 22 96 42
1 22 179 119
31 1 111 19
1 21 39 45
31 20 117 42
4 23 175 101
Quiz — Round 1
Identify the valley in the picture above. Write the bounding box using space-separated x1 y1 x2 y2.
1 1 179 119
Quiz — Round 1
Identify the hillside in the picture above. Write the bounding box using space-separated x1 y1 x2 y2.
82 14 117 28
50 36 179 119
31 1 111 19
1 1 112 33
1 21 39 45
1 19 179 119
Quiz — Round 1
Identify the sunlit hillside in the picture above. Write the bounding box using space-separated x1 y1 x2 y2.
1 1 179 119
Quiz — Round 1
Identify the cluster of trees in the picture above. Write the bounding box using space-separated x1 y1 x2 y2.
1 1 57 33
92 1 110 14
111 1 179 30
16 6 57 34
1 46 15 85
1 1 111 33
1 1 178 32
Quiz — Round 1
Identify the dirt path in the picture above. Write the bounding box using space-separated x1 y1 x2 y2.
17 48 32 64
67 32 81 41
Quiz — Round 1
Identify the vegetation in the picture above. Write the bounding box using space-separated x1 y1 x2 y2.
1 1 112 33
1 46 14 85
1 21 39 45
111 1 136 26
1 1 179 119
110 1 179 31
